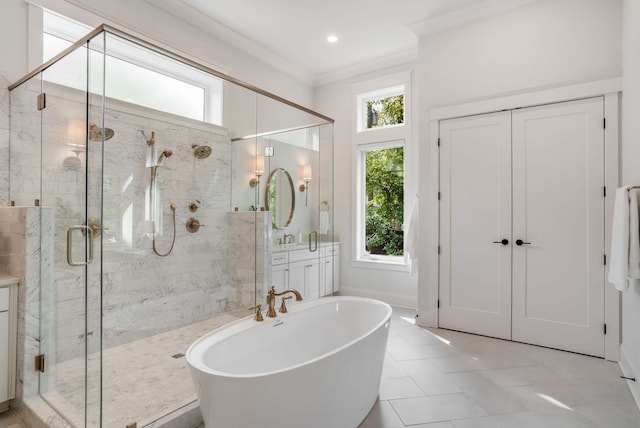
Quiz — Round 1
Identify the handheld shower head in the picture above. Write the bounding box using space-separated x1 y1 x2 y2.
157 149 172 165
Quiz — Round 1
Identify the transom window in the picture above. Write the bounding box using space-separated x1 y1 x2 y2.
357 85 405 132
42 9 223 124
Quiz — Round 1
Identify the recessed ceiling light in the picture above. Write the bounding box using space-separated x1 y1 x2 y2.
327 35 339 44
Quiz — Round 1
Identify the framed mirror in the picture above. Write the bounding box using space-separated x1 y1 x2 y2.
265 168 295 229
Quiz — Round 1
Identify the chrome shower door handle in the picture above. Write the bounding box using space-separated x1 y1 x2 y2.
67 225 94 266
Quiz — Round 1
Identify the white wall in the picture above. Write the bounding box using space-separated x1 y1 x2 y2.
416 0 622 323
315 65 419 308
621 0 640 408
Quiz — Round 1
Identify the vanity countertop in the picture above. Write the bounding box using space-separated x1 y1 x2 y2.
272 242 339 253
0 274 19 287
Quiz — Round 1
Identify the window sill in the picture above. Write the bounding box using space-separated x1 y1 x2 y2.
351 257 408 272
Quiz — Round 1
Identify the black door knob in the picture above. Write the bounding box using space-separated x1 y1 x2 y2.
492 239 509 246
516 239 531 246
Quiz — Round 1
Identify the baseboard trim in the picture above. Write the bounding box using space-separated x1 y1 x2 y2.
619 344 640 411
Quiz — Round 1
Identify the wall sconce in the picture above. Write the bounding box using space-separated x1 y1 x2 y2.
63 119 86 171
249 155 265 187
299 164 312 206
249 155 265 205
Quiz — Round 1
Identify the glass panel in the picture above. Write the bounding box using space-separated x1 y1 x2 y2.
38 39 90 426
318 123 336 296
365 94 404 129
86 31 106 427
9 70 43 412
364 144 405 257
255 94 333 304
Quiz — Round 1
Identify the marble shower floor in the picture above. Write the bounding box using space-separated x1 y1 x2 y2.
40 309 246 428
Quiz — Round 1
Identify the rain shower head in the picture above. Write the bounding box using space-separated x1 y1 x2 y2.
192 144 212 159
89 123 114 141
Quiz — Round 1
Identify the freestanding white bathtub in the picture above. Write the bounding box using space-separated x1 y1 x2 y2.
186 296 392 428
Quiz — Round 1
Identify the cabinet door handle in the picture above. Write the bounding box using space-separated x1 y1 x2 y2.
515 239 531 246
492 239 509 246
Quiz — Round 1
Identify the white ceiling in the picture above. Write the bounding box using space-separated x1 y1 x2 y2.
145 0 539 85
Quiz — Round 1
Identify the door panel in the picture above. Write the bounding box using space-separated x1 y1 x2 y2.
512 97 605 357
439 112 512 340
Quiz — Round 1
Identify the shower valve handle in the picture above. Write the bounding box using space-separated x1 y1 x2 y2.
186 217 205 233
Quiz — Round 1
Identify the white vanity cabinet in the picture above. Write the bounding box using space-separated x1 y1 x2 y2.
288 247 322 299
270 243 340 300
271 252 289 290
323 244 340 296
0 277 18 406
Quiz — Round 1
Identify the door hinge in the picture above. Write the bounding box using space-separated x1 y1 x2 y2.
437 299 440 309
37 93 46 110
603 323 607 335
437 245 441 254
35 354 45 373
437 192 441 201
604 254 607 266
437 137 440 147
603 186 606 197
603 118 606 129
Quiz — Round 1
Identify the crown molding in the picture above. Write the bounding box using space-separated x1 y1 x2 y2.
407 0 542 38
314 48 418 87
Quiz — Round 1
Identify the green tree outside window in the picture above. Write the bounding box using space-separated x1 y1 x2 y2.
363 93 405 256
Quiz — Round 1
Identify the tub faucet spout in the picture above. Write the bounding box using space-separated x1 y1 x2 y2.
267 286 302 317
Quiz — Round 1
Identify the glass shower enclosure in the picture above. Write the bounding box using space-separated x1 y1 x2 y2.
9 25 334 427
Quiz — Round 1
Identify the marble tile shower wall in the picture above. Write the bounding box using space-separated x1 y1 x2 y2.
0 207 51 405
0 74 10 204
8 84 252 364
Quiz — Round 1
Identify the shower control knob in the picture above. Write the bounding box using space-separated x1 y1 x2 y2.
186 217 205 233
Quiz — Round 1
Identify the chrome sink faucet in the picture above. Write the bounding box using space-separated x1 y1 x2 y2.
267 285 302 317
284 233 294 244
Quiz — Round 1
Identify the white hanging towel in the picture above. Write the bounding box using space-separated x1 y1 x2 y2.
608 187 640 291
628 189 640 286
405 197 419 276
319 211 330 234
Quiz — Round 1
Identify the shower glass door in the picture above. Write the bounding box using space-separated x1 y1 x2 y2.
37 35 102 427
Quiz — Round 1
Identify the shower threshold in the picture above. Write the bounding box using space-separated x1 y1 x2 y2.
36 309 246 428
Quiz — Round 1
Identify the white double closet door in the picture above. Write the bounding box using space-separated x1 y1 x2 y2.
439 97 606 357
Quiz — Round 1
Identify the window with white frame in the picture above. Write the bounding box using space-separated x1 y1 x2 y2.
357 85 405 132
357 140 405 259
353 76 410 267
42 9 223 124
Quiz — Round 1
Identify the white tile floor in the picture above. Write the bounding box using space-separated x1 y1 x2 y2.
2 306 639 428
359 307 640 428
